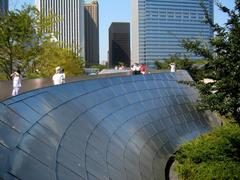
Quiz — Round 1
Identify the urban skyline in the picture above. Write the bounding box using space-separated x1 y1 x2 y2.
9 0 235 64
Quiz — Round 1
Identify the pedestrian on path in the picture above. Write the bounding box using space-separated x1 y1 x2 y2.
11 70 22 96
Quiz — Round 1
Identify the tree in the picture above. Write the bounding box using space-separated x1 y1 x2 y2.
182 1 240 122
154 60 168 70
0 8 32 79
0 5 59 79
90 64 107 71
28 42 84 78
154 55 193 70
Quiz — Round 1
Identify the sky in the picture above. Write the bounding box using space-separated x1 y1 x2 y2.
9 0 235 63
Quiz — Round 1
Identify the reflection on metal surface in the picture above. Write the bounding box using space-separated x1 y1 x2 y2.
0 72 131 101
0 71 212 180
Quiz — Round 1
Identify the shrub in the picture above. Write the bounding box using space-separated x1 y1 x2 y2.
174 123 240 180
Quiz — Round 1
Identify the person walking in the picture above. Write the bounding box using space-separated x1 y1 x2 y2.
11 70 22 96
52 66 64 85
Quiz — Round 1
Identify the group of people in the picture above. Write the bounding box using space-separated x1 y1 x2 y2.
52 66 65 85
130 62 176 75
131 63 146 75
114 65 126 70
10 62 176 97
10 66 66 97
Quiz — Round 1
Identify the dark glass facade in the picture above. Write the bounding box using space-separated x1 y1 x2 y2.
109 22 131 67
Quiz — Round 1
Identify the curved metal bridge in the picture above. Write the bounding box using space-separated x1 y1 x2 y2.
0 71 212 180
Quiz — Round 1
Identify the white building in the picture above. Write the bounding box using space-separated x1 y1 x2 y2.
131 0 214 67
35 0 85 58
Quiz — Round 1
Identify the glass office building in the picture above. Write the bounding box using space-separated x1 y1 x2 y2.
0 0 8 15
36 0 85 58
131 0 214 67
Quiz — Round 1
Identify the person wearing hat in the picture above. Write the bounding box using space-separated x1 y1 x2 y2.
52 66 64 85
11 70 22 96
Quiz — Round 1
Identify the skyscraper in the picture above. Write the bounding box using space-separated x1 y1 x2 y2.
84 0 99 66
132 0 214 67
36 0 85 58
109 22 130 67
0 0 8 15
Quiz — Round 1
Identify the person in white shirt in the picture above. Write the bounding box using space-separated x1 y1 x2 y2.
170 62 176 72
52 66 64 85
11 70 22 96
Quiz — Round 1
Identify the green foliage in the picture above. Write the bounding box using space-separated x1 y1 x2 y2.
27 42 84 78
176 59 193 71
155 55 194 70
90 64 107 71
0 73 5 80
0 6 36 79
182 1 240 122
117 61 125 66
174 123 240 180
0 5 61 79
154 60 169 70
